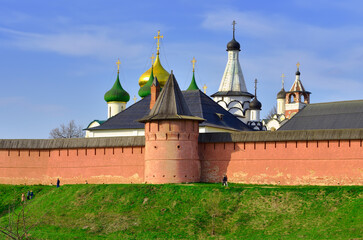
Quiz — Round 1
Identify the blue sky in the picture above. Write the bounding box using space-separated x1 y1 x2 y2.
0 0 362 138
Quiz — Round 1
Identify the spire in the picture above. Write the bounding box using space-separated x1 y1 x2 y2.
187 57 199 91
139 71 204 122
227 20 240 51
203 84 207 94
138 32 170 88
289 62 307 92
277 73 286 99
281 73 285 89
254 78 258 97
296 62 301 76
154 30 163 55
104 59 130 103
249 78 262 110
232 20 236 39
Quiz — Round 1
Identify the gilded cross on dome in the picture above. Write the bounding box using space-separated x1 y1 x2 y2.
154 30 164 55
191 57 196 72
296 62 300 70
150 53 155 65
133 95 137 103
116 59 121 73
232 20 236 38
203 84 207 94
281 73 285 88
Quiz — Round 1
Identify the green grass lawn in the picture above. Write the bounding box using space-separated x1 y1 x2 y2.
0 183 362 239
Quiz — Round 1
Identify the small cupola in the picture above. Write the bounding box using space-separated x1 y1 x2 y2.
104 59 130 103
249 79 262 110
226 20 241 51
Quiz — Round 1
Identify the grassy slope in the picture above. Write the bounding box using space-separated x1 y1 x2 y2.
0 184 362 239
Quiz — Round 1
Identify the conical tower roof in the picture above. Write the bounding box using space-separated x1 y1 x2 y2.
139 71 204 122
104 71 130 103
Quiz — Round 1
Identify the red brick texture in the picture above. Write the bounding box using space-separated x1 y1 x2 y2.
0 137 362 185
144 120 200 184
0 147 144 185
199 140 363 185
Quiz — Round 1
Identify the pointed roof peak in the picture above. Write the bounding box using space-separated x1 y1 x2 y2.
187 69 199 91
139 72 204 122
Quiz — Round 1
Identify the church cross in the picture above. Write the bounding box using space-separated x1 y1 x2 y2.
254 78 258 97
150 53 155 65
191 57 196 72
116 59 121 73
203 84 207 94
296 62 300 70
281 73 285 88
154 30 163 55
133 95 137 103
232 20 236 38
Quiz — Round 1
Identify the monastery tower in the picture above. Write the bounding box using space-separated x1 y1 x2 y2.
285 63 311 118
139 71 204 184
212 20 254 123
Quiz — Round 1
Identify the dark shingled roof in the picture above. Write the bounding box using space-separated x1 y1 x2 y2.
279 100 363 131
139 72 204 122
2 129 362 149
88 90 253 132
199 128 363 143
211 91 254 98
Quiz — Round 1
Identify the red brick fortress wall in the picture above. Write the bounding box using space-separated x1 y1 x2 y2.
0 129 362 186
0 138 145 185
199 130 363 185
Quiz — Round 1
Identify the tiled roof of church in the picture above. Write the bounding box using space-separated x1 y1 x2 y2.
279 100 363 130
139 72 204 122
88 90 253 131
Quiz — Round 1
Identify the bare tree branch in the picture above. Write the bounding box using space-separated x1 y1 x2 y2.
49 120 85 139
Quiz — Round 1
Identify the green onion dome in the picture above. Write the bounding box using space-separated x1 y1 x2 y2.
138 67 155 98
186 72 199 91
104 72 130 103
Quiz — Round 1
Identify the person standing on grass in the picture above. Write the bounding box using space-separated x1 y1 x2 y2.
21 193 25 202
223 175 228 187
30 190 34 199
57 178 60 188
27 191 30 200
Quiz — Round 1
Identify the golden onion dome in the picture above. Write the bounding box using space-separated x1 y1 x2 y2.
138 54 169 87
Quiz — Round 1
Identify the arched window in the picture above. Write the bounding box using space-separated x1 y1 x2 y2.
289 94 295 103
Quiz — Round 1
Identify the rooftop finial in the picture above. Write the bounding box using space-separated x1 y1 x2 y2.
203 84 207 94
191 57 196 72
150 53 155 65
296 62 300 71
281 73 285 88
232 20 236 39
133 95 137 103
116 58 121 73
154 30 164 55
254 78 258 97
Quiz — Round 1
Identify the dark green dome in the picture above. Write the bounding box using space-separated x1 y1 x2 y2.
186 72 199 91
104 72 130 103
138 67 154 98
